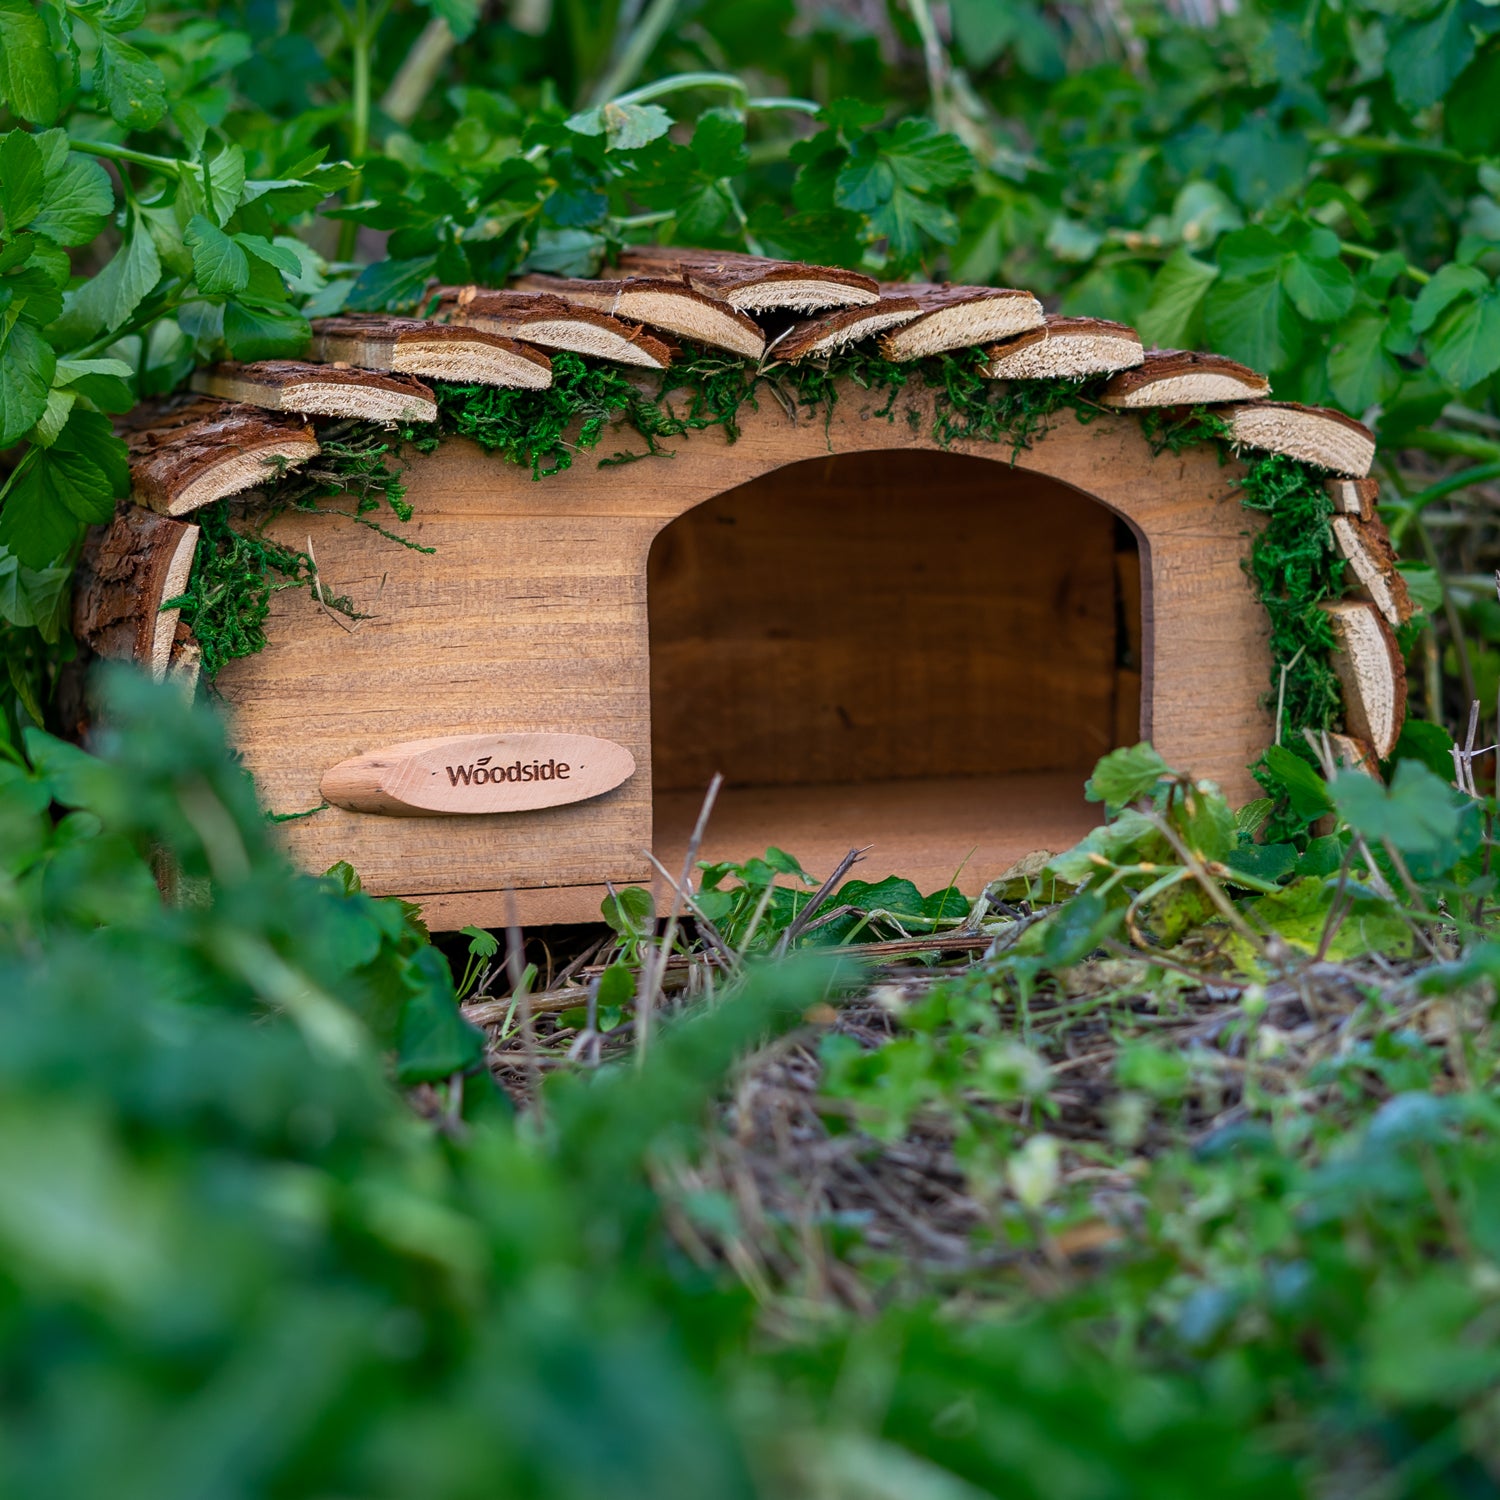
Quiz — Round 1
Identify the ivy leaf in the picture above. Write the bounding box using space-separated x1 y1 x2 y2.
96 32 168 129
29 135 114 247
51 214 161 347
1085 743 1171 811
184 214 249 295
0 0 60 125
0 130 45 231
1391 0 1476 112
0 319 56 449
1138 246 1218 347
1426 283 1500 388
223 300 310 361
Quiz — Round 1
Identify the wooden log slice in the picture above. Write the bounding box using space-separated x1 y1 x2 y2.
309 315 553 389
983 316 1145 380
438 288 675 368
192 361 438 424
1323 600 1406 759
616 245 879 313
1331 515 1414 628
877 282 1044 361
1224 401 1376 478
1099 350 1270 408
166 621 202 698
124 396 319 518
769 296 923 361
1326 731 1381 780
508 273 765 359
1326 476 1379 521
73 505 200 681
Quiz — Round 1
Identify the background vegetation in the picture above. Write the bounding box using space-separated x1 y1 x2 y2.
7 1 1500 1494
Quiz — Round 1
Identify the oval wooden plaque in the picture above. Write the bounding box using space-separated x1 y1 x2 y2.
320 733 636 817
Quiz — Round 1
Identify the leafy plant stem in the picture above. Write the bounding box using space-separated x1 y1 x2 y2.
1413 511 1477 711
1386 461 1500 543
1338 241 1430 284
71 139 184 174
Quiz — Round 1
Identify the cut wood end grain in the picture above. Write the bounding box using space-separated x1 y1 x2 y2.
73 506 201 681
877 283 1045 361
1331 515 1415 628
1326 476 1379 521
616 245 880 312
508 273 765 359
125 396 320 517
770 296 923 361
309 315 553 389
983 316 1145 381
191 361 438 425
1324 600 1406 759
442 287 675 368
1326 731 1382 780
1225 401 1376 477
1099 349 1271 408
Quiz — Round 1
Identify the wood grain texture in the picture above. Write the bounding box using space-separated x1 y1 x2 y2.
214 380 1272 922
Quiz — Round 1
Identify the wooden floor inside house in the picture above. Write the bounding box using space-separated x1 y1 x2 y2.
653 771 1104 898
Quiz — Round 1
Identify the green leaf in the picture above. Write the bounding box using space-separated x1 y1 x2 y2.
0 549 69 638
233 233 303 280
0 319 56 448
223 300 310 361
96 32 167 129
29 136 113 247
184 214 249 296
1391 0 1476 112
418 0 480 39
189 144 247 227
1203 269 1300 373
53 407 130 498
1389 719 1457 779
1329 313 1401 412
1137 246 1218 348
0 0 60 125
691 109 749 179
51 215 161 347
1262 744 1333 822
29 388 74 446
1333 759 1461 856
566 101 674 151
602 885 654 939
1411 263 1487 333
1085 742 1172 811
1426 286 1500 388
394 948 483 1085
344 255 437 313
0 130 45 231
1283 248 1355 323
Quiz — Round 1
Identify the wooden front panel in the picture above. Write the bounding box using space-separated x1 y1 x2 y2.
215 385 1271 923
648 451 1127 790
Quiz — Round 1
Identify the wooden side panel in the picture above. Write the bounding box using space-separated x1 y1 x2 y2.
215 384 1272 918
647 451 1121 789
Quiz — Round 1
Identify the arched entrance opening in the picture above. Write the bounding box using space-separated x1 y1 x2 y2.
647 448 1145 895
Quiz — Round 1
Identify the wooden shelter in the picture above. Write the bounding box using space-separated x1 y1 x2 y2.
79 251 1411 929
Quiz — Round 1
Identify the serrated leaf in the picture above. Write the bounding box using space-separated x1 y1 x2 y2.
0 549 70 639
691 109 749 179
233 232 302 280
1085 742 1172 811
1138 246 1218 347
0 0 60 125
1333 759 1461 856
1283 250 1355 323
1426 286 1500 388
394 948 483 1085
193 144 247 226
30 139 113 247
344 255 438 313
566 101 674 151
0 130 45 231
51 216 160 347
1329 313 1402 411
223 300 310 361
53 407 130 498
96 31 167 129
1411 262 1487 333
1262 744 1333 822
184 214 249 295
29 388 74 447
0 319 55 448
1204 269 1301 372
